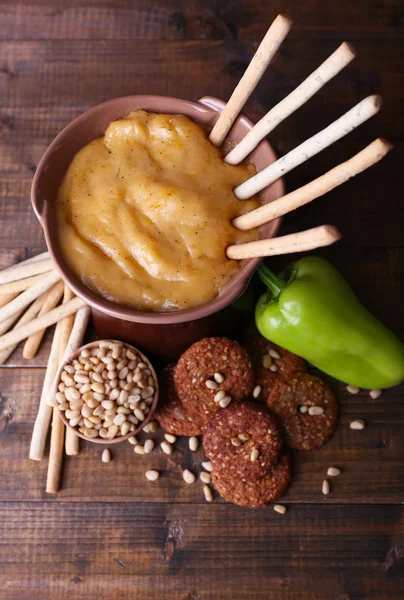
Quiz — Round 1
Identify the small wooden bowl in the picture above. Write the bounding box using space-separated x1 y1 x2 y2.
55 340 159 444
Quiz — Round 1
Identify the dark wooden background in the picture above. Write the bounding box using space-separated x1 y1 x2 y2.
0 1 403 598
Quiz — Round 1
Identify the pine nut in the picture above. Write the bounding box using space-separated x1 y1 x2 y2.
113 413 125 426
143 420 158 433
253 385 261 399
101 400 114 409
231 436 242 447
205 379 219 390
65 409 80 419
128 436 138 445
219 396 232 408
134 408 145 421
87 398 100 408
350 419 365 430
88 415 101 424
299 405 308 414
273 504 287 514
214 372 224 384
58 382 66 392
56 392 65 404
322 480 330 495
145 470 159 481
213 390 226 403
91 382 105 394
238 433 250 442
101 449 111 463
262 354 272 369
347 385 360 395
161 441 173 455
308 406 324 416
189 437 199 452
74 374 90 384
269 364 278 372
135 445 146 455
84 418 95 429
203 485 213 502
128 415 138 425
370 389 382 399
109 379 118 389
120 422 130 436
83 428 98 438
68 387 81 400
107 425 119 439
144 439 155 454
327 467 342 477
202 461 212 472
164 433 176 443
269 349 280 359
119 366 129 380
99 428 108 439
59 402 69 411
251 448 259 462
92 372 103 383
79 383 92 394
183 469 196 484
200 472 211 484
64 375 75 386
93 405 104 416
69 416 81 427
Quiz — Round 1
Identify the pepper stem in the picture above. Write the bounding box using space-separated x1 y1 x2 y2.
257 263 286 298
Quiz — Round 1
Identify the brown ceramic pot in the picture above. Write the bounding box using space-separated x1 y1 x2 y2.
31 95 284 361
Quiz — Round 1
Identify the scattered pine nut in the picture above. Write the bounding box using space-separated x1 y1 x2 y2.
128 435 138 445
161 441 173 455
203 485 213 502
370 389 382 399
202 461 213 472
269 364 278 372
299 405 308 414
101 448 111 463
253 385 261 399
183 469 196 484
214 372 224 384
269 349 280 360
238 433 250 442
262 354 272 369
327 467 342 477
273 504 287 514
214 390 226 403
200 472 211 484
164 433 176 444
145 470 160 481
189 437 199 452
250 448 259 462
134 445 145 454
308 406 324 416
205 379 219 390
144 439 155 454
347 385 360 395
219 396 232 408
231 436 242 447
322 480 330 495
350 419 365 430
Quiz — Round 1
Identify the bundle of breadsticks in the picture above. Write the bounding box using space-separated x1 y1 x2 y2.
0 251 90 493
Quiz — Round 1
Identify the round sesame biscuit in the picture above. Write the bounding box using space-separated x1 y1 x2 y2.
174 337 254 427
154 365 203 436
244 327 306 379
212 452 291 508
203 401 282 480
266 372 338 450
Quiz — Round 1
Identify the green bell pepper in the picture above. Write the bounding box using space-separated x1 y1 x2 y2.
255 256 404 389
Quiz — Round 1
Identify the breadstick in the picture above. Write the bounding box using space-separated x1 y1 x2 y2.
225 42 356 165
209 14 292 147
0 269 60 322
1 251 50 276
0 294 46 365
0 272 50 296
234 95 382 199
59 285 79 456
233 139 392 230
226 225 341 259
0 292 18 308
46 404 65 493
0 306 25 336
0 296 87 352
0 257 54 285
29 319 62 461
23 280 64 359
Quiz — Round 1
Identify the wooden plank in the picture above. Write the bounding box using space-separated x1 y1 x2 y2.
0 0 402 40
0 501 402 599
0 368 403 503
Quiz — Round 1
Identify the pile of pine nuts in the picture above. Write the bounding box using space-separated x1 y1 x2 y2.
56 341 156 440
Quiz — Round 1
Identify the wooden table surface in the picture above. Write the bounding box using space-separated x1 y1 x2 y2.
0 1 403 598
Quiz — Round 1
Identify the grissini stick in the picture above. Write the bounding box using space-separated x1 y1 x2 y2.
0 251 50 276
0 257 54 285
46 403 65 493
0 269 60 322
0 307 25 336
226 225 341 260
0 272 51 296
233 138 392 230
23 280 65 359
60 285 79 456
225 42 356 165
0 292 18 309
234 95 382 200
0 294 46 365
0 296 87 352
209 14 292 147
46 304 91 407
29 319 62 461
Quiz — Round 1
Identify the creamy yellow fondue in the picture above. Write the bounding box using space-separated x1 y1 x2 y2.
56 110 259 311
